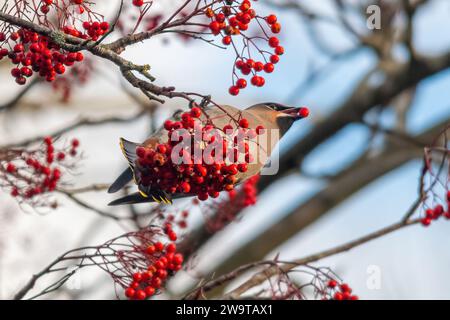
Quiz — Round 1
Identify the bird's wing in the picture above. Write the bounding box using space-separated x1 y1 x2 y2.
200 105 276 183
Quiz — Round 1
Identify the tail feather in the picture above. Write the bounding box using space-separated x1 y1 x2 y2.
108 191 190 206
108 192 149 206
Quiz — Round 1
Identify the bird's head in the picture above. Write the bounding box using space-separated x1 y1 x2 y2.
248 102 309 136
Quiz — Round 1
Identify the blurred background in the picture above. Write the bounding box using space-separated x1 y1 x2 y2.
0 0 449 299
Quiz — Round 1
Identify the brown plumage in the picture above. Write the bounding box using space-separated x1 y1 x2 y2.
108 102 304 205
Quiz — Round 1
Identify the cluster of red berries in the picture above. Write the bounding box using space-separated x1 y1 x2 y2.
0 0 111 85
163 209 189 230
0 29 84 85
202 1 283 95
204 174 259 232
229 174 259 206
35 0 109 41
39 0 86 15
420 193 450 227
327 280 358 300
78 21 110 41
123 227 183 300
134 107 264 201
52 59 93 102
3 137 79 203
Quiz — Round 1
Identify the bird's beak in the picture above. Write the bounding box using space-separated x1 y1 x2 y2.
278 107 309 120
279 107 298 116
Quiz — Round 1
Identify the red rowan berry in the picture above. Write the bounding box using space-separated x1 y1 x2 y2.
235 60 245 69
270 54 280 64
246 59 255 69
168 231 177 241
275 46 285 55
425 209 434 218
166 243 176 253
132 0 144 6
223 124 233 132
328 280 337 288
155 242 164 251
133 272 142 282
16 76 26 85
271 23 281 33
173 253 184 265
421 217 431 226
268 37 279 48
40 5 50 14
229 86 239 96
145 246 156 254
180 181 191 193
21 67 33 77
156 144 167 154
256 125 265 135
264 63 274 73
71 138 80 148
190 107 201 118
238 163 248 172
266 15 277 25
6 163 16 173
340 283 351 293
100 22 110 31
125 288 135 298
254 61 264 71
342 291 352 300
151 277 162 288
236 78 247 89
434 205 444 218
298 107 309 118
144 286 155 296
209 21 220 34
239 118 249 128
11 188 19 197
13 44 24 53
333 292 343 300
198 192 209 201
222 36 231 46
11 68 21 78
10 32 19 41
135 289 146 300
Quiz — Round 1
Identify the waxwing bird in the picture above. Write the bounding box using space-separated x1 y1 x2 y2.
108 102 308 206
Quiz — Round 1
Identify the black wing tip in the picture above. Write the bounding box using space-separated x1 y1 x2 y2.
108 167 134 194
108 191 175 206
108 199 124 206
107 185 120 194
108 192 146 206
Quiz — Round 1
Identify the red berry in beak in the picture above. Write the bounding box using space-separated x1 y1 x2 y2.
297 107 309 118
